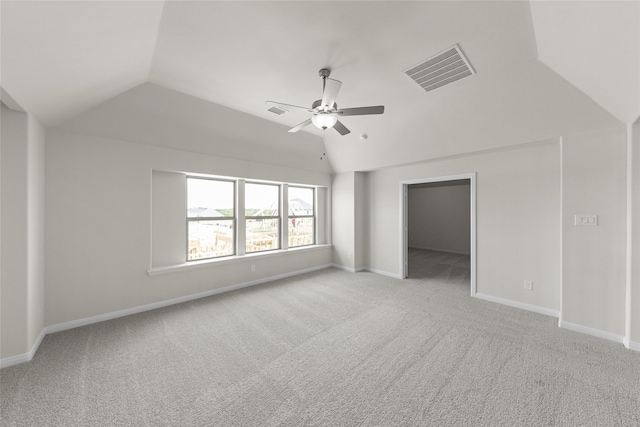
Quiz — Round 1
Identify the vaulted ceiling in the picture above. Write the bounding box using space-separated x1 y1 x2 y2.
2 1 638 173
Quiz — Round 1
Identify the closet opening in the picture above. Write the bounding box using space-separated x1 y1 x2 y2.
400 173 476 296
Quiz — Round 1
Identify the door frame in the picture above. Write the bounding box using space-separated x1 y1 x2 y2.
400 173 477 296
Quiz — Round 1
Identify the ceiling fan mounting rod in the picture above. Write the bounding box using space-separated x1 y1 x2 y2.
319 68 331 96
318 68 331 79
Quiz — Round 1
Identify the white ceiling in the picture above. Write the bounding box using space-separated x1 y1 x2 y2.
2 1 638 172
530 1 640 125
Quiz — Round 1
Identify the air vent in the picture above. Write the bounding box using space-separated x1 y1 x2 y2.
404 44 475 92
267 105 287 115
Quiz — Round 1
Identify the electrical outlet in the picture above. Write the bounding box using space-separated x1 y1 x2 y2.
524 280 533 290
251 265 256 272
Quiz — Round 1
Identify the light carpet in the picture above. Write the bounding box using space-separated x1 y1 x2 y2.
1 249 639 426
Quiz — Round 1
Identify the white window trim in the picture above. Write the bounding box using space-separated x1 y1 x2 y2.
182 174 322 265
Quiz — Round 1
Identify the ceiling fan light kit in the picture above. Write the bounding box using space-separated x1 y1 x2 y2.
311 112 337 130
267 68 384 136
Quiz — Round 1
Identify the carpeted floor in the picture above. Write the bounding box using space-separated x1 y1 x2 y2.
1 249 639 426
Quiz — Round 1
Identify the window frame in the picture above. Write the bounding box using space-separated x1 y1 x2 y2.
287 185 316 248
186 176 236 261
244 181 281 254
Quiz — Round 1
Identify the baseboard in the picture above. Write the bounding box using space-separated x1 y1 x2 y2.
1 328 46 369
408 245 470 256
475 293 560 318
332 264 357 273
623 338 640 352
362 267 403 279
558 320 624 345
0 264 332 369
332 264 403 279
475 295 632 347
47 263 333 335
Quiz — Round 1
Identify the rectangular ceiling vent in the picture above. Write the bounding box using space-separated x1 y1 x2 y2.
404 44 475 93
266 105 287 115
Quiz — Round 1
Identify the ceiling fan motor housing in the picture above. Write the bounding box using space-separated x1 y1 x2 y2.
312 99 337 112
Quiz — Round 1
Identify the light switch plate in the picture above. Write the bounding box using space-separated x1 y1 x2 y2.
574 214 598 226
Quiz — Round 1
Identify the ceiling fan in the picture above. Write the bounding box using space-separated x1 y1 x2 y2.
267 68 384 136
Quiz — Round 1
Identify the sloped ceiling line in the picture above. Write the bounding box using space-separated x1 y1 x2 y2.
530 1 640 124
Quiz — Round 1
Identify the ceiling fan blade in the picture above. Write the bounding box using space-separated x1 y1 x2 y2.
333 120 351 136
266 101 312 113
338 106 385 116
321 78 342 110
288 118 313 133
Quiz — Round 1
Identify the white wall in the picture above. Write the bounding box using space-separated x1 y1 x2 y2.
1 104 45 361
354 172 367 271
408 182 470 255
1 105 29 359
57 83 332 175
561 126 627 336
360 123 634 340
331 172 355 271
366 140 561 313
27 109 46 350
151 170 187 268
632 121 640 345
44 128 332 327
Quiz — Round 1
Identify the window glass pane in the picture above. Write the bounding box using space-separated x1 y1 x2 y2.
245 183 279 217
289 217 315 247
246 219 280 252
187 178 234 218
288 187 314 216
188 220 234 260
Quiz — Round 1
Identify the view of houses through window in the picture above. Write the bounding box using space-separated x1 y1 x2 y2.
187 176 316 261
187 178 235 260
245 183 280 253
288 186 315 247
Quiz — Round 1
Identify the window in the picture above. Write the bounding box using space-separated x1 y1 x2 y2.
187 178 235 260
288 186 315 247
180 174 322 264
245 182 280 253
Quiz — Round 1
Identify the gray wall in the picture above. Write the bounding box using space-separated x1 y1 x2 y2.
408 181 471 255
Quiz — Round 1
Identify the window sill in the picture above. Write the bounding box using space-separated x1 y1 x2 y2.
147 244 332 276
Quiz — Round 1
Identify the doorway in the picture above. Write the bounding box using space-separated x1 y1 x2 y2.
400 173 476 296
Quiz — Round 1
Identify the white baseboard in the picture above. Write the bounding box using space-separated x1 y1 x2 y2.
363 267 403 279
475 293 560 318
475 295 635 349
47 263 333 334
331 264 357 273
623 338 640 352
1 264 332 368
0 352 30 369
559 320 624 344
1 328 46 369
332 264 403 279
